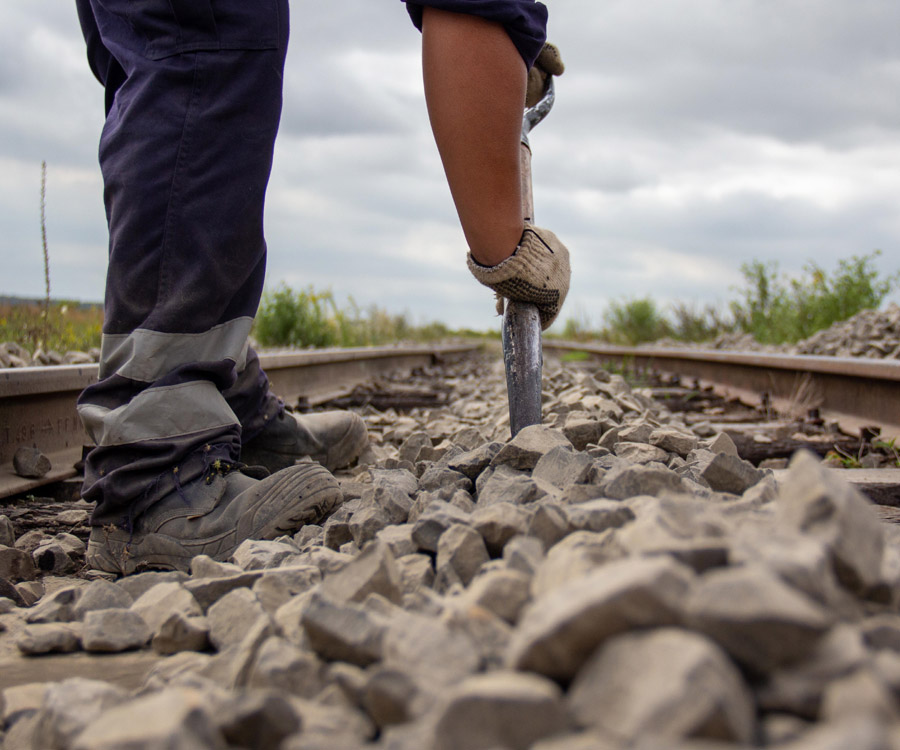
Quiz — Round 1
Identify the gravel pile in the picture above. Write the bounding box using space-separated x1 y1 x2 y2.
654 304 900 360
1 356 898 749
794 304 900 359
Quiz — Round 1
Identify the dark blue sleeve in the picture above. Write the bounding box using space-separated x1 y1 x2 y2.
403 0 548 69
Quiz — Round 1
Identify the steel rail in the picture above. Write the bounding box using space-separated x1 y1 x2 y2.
0 343 479 499
543 341 900 441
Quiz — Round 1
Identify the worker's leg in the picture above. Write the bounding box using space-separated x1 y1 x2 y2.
421 8 527 266
75 0 290 527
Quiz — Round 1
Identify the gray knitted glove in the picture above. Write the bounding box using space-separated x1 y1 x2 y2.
467 225 571 330
526 42 565 108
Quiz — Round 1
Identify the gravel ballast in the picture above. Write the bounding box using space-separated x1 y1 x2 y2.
0 353 898 749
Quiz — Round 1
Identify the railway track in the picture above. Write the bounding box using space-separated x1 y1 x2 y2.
0 343 479 500
543 341 900 441
3 340 900 502
2 339 899 746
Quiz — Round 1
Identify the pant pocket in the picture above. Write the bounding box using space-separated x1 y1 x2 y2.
142 0 281 59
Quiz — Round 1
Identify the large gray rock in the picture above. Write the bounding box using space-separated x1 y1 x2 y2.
301 593 387 667
617 423 654 444
776 451 886 593
16 623 81 655
448 442 503 481
152 613 210 655
561 415 606 450
32 541 76 574
381 611 480 688
13 529 49 554
376 524 417 559
567 628 755 744
729 528 857 615
25 585 82 623
491 425 574 471
431 671 570 750
368 483 414 525
471 502 530 556
13 445 51 478
699 452 767 493
564 499 635 534
614 442 669 465
32 678 128 750
686 564 833 673
362 666 419 729
532 447 593 489
531 529 625 597
206 588 271 651
131 581 202 634
616 497 731 573
71 688 226 750
212 690 301 750
820 667 899 724
650 426 699 457
349 505 392 547
116 571 187 601
477 464 546 506
461 568 532 625
322 539 402 605
503 535 545 578
252 565 322 614
81 608 151 652
411 501 471 553
436 524 490 587
183 571 263 612
527 503 570 550
231 539 298 570
73 579 133 620
396 553 436 594
399 431 433 464
597 463 690 500
757 624 870 718
417 465 473 494
247 636 326 698
0 545 36 582
509 556 694 681
0 514 15 547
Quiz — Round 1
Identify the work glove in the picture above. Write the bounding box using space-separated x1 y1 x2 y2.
467 225 571 331
526 42 565 108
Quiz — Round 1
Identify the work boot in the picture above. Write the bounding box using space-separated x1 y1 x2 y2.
86 461 343 575
242 410 369 474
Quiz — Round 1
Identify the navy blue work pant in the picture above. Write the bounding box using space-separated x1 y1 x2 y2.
75 0 289 527
75 0 547 529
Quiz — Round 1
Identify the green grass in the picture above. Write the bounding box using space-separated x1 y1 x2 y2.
252 284 475 348
559 251 897 347
0 300 102 354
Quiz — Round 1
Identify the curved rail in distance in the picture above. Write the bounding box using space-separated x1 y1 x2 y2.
543 340 900 441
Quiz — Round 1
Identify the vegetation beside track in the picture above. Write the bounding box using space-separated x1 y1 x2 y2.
557 251 898 346
3 252 896 353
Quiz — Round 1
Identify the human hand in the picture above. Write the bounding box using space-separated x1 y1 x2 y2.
467 225 571 330
526 42 565 108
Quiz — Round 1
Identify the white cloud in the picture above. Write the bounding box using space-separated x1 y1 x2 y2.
2 0 900 331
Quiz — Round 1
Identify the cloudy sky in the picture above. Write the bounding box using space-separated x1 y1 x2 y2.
2 1 900 332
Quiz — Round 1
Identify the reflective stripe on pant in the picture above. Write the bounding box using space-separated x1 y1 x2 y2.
403 0 549 68
75 0 288 527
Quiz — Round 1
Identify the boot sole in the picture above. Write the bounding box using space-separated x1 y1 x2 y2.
87 463 343 575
